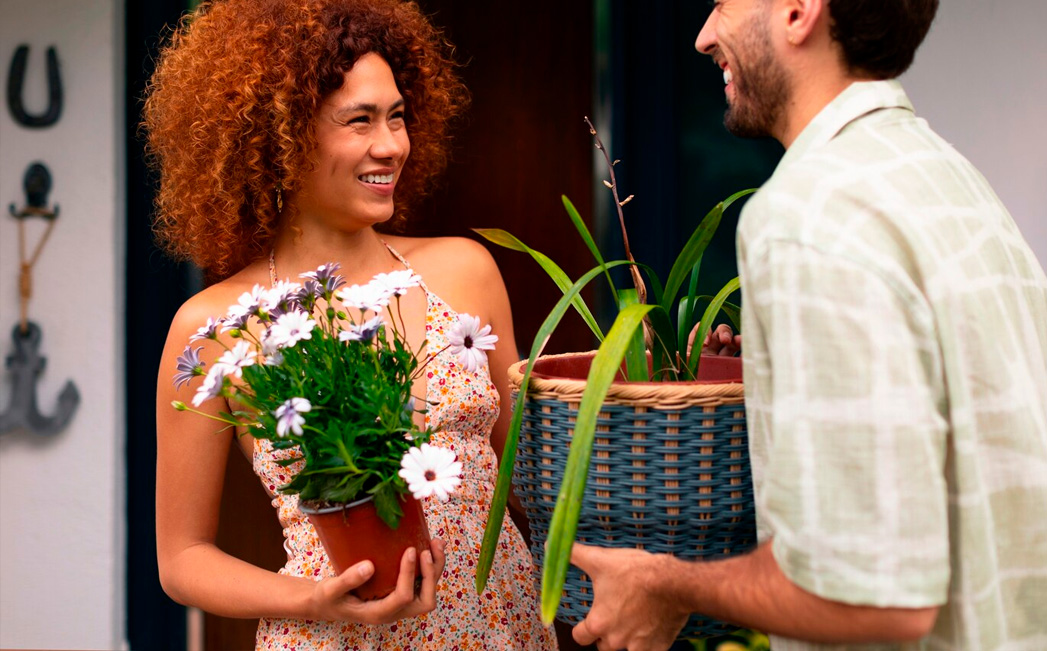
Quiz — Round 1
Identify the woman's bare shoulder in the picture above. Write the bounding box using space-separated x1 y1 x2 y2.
383 235 503 315
168 262 268 336
385 235 496 276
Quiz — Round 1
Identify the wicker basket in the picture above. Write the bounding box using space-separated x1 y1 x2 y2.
510 352 757 638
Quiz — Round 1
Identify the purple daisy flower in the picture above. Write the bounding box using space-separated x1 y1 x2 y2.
173 345 205 389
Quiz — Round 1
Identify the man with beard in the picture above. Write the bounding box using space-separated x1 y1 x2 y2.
567 0 1047 650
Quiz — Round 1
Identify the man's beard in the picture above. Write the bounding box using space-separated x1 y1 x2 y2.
723 15 790 138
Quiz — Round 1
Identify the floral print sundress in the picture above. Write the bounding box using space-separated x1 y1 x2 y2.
253 246 556 650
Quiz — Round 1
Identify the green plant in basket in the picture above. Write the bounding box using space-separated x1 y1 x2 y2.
474 117 754 623
170 264 486 528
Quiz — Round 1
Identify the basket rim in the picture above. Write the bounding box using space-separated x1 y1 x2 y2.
508 351 745 405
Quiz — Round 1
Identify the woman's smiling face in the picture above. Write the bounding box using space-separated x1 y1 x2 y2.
294 52 411 231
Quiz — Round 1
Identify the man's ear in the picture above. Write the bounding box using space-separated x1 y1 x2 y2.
778 0 826 46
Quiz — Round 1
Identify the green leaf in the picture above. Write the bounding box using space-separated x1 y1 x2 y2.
687 277 741 378
721 187 758 212
562 195 619 306
720 300 741 330
617 289 649 381
475 260 638 594
663 204 722 311
473 228 604 341
691 297 742 332
644 304 678 380
676 260 703 359
372 481 404 529
662 188 756 312
541 303 655 624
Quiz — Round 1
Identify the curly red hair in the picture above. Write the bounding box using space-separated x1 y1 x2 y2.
143 0 468 280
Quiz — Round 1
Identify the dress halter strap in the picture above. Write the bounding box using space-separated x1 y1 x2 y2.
381 240 430 292
267 240 430 292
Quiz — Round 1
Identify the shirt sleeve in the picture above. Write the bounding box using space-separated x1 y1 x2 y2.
747 239 951 608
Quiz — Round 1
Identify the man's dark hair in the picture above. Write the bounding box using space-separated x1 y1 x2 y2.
828 0 939 79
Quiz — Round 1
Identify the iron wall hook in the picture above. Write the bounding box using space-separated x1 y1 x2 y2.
6 44 63 128
9 162 59 220
0 321 80 437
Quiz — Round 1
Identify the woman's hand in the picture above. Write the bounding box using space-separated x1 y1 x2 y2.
310 538 446 624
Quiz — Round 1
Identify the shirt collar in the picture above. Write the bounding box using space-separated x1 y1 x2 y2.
777 79 913 171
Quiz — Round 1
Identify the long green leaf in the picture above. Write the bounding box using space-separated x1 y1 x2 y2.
475 260 638 593
721 187 758 213
617 289 649 381
720 300 741 330
662 188 757 312
541 303 655 624
676 260 703 357
692 297 741 331
645 303 677 380
562 195 618 306
474 228 604 341
687 276 741 378
662 204 722 312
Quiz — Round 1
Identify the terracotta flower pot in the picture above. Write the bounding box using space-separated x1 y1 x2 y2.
301 494 431 600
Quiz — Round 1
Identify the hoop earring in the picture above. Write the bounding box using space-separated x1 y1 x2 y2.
275 183 284 213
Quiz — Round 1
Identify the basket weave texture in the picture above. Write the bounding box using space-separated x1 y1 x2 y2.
509 353 757 639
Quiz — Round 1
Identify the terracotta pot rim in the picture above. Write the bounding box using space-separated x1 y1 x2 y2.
298 494 375 515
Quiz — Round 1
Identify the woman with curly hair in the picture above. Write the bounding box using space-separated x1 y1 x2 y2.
146 1 557 648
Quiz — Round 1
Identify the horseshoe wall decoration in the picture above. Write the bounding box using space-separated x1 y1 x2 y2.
6 44 63 128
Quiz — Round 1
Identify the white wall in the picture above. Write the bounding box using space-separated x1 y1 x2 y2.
903 0 1047 266
0 1 126 649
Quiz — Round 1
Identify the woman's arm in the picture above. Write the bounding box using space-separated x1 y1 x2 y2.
155 294 444 623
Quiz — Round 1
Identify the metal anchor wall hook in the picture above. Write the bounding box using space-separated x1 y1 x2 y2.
0 322 80 437
6 44 63 128
3 162 77 437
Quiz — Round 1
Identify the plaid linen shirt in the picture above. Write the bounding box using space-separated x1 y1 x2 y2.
737 80 1047 650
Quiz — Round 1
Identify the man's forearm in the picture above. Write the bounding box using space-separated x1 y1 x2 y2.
662 541 939 643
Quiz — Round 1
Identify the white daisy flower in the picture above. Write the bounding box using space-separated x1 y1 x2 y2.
447 313 498 373
336 281 392 313
266 280 303 316
192 365 228 407
222 305 251 331
190 317 221 342
261 329 284 366
268 310 316 348
398 443 463 501
338 316 385 343
299 263 346 295
372 269 422 297
273 397 311 437
213 340 258 378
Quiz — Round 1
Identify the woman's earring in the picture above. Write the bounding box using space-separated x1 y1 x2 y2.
275 183 284 213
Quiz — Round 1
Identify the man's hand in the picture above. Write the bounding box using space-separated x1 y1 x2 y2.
704 323 742 356
688 323 742 357
570 543 689 651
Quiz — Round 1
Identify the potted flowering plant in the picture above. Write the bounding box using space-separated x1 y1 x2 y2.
172 263 493 599
474 119 757 638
